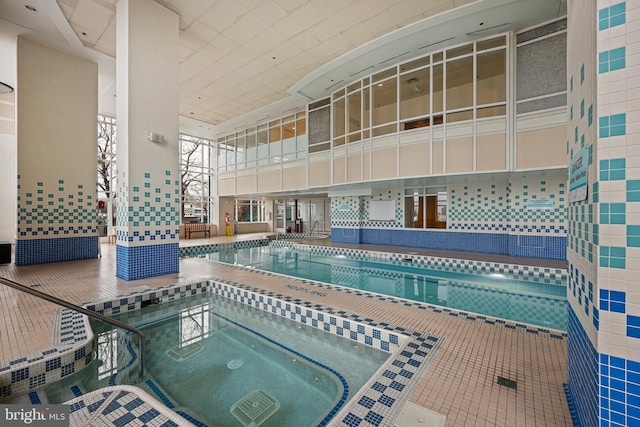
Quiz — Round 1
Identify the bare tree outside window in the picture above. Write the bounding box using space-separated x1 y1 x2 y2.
96 121 215 229
97 115 117 234
180 134 214 224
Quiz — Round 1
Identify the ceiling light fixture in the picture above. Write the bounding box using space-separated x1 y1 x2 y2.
0 82 14 94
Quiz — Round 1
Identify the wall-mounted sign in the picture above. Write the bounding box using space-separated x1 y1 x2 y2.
337 203 352 212
569 146 588 203
526 198 555 209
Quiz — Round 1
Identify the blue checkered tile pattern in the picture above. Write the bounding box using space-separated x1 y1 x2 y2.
85 282 208 316
1 257 567 425
67 386 190 426
330 178 568 259
283 242 566 283
566 2 640 426
15 176 98 265
16 178 96 237
205 280 442 427
179 238 269 257
115 170 181 280
211 282 405 353
1 279 443 427
209 255 566 338
115 171 181 244
0 308 94 399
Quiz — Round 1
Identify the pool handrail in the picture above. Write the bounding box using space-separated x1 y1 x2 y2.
0 276 145 383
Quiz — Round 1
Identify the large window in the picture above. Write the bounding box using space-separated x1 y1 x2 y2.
322 34 509 145
180 133 214 223
400 57 431 129
404 187 447 229
97 115 117 233
217 111 306 168
235 199 266 222
371 69 398 136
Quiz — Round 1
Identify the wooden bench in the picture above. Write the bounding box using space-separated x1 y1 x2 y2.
184 223 211 239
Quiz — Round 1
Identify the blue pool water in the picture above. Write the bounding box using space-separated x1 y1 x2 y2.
208 245 567 330
45 292 389 427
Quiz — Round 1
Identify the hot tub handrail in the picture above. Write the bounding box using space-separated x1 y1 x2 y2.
0 276 145 383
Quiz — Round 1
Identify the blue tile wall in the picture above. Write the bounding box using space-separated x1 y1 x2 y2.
116 243 179 281
567 306 599 427
507 235 567 260
600 354 640 426
331 227 363 244
330 228 567 260
15 236 99 266
359 229 507 254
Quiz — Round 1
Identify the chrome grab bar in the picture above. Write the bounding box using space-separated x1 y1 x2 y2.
311 220 319 234
0 276 145 383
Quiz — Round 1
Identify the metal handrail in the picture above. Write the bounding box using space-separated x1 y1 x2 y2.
311 220 320 234
0 276 145 383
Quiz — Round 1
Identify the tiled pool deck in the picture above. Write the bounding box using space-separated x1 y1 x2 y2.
0 234 571 426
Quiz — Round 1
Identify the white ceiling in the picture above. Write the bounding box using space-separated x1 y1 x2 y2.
0 0 566 134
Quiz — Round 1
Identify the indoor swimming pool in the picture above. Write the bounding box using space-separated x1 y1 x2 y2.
39 285 396 427
205 243 568 330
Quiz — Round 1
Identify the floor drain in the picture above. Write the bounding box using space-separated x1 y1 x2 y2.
497 376 517 390
227 359 243 369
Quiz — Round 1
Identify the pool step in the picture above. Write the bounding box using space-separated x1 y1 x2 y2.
230 389 280 427
165 342 204 362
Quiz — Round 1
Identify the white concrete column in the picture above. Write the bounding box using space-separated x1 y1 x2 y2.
115 0 180 280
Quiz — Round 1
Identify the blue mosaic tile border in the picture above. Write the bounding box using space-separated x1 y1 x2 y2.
206 280 443 426
67 386 190 427
116 242 179 280
281 242 567 283
85 282 209 316
213 308 350 426
0 309 94 399
211 259 567 339
1 280 443 427
211 282 405 353
268 232 330 241
179 238 268 257
330 228 567 260
115 228 180 244
15 236 99 266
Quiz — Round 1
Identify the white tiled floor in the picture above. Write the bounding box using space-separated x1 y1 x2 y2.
0 235 572 426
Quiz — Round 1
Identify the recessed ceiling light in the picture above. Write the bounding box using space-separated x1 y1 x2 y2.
25 4 37 12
